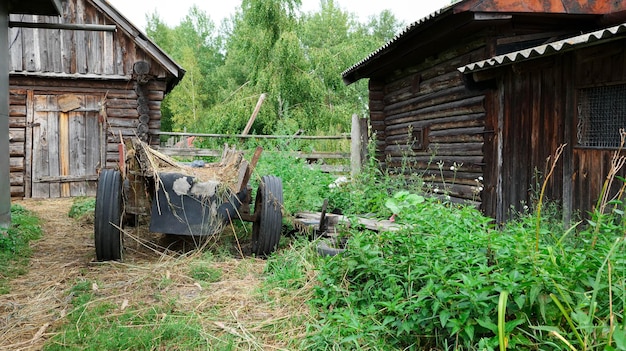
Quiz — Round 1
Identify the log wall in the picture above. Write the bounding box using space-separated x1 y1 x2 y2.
376 35 489 205
9 77 166 198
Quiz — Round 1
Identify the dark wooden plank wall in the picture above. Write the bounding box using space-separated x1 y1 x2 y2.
8 0 168 79
377 36 489 205
8 78 166 197
571 40 626 217
500 39 626 219
500 57 566 217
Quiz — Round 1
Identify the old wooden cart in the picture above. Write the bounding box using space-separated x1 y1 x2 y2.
94 138 283 261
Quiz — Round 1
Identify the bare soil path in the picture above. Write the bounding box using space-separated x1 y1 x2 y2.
0 198 295 351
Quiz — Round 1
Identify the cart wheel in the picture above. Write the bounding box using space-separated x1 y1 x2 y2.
94 169 123 261
252 175 283 257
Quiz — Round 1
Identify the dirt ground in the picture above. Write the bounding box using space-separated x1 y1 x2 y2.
0 198 294 351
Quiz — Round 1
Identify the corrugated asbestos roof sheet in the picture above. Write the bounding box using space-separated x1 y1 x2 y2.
341 5 453 82
458 22 626 74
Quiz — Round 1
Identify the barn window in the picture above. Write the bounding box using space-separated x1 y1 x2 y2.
411 126 428 151
577 84 626 148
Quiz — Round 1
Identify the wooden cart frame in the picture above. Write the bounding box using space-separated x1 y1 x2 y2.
93 138 284 261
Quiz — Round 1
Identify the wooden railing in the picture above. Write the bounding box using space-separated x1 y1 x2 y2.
155 115 368 174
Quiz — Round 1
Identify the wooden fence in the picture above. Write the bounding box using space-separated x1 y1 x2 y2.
155 114 368 175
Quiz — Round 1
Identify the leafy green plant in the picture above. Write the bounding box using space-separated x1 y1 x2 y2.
305 187 626 350
253 149 335 215
384 190 424 223
68 197 96 219
0 204 42 294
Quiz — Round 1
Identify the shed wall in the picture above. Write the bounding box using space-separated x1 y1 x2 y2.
499 39 626 220
9 77 165 198
8 0 169 79
374 35 490 205
500 58 566 218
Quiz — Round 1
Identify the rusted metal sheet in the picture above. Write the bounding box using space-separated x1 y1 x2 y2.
343 0 626 85
455 0 626 14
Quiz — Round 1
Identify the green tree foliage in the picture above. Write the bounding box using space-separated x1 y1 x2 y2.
146 0 403 136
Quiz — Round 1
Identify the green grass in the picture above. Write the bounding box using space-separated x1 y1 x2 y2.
0 204 42 294
68 196 96 219
44 281 212 351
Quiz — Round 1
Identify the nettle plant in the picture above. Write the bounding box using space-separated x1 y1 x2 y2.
384 190 425 223
306 186 626 351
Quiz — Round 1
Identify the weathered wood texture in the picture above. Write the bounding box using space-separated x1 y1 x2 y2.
500 58 566 218
9 79 166 197
375 36 489 204
570 40 626 216
8 0 171 79
497 39 626 220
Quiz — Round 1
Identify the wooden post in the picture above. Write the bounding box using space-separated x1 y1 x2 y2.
0 2 10 227
351 114 368 177
242 93 267 136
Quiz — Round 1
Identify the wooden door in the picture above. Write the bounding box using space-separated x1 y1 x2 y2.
29 93 104 198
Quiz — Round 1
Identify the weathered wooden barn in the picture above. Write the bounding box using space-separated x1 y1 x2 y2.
8 0 184 199
342 0 626 222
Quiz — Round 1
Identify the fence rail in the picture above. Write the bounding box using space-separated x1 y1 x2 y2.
155 115 368 175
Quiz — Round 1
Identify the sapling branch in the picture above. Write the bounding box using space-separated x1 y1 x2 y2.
535 144 566 253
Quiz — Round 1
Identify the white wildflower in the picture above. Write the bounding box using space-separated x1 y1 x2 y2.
478 176 484 181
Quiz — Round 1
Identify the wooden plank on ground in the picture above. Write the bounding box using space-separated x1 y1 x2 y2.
294 211 401 233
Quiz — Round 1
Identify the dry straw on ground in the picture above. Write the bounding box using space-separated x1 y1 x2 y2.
0 198 311 351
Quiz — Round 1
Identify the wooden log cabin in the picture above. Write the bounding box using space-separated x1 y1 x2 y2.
8 0 184 199
342 0 626 223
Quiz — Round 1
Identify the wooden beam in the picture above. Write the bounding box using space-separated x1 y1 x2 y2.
242 93 267 136
34 174 98 183
9 21 116 32
154 131 350 140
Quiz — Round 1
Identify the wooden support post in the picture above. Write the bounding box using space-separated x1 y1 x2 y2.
351 114 368 177
242 93 267 136
0 1 9 227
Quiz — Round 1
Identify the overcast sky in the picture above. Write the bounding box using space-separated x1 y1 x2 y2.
105 0 453 32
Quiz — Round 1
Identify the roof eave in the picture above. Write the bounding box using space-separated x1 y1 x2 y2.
342 6 455 85
458 22 626 75
9 0 62 15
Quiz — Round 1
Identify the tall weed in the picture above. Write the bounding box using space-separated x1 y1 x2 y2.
305 191 626 350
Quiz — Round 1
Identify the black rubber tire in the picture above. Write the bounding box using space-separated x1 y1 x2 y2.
94 169 123 261
316 239 346 257
252 175 283 257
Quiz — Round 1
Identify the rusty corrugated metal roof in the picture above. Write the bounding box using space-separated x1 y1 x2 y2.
458 22 626 74
341 5 454 83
